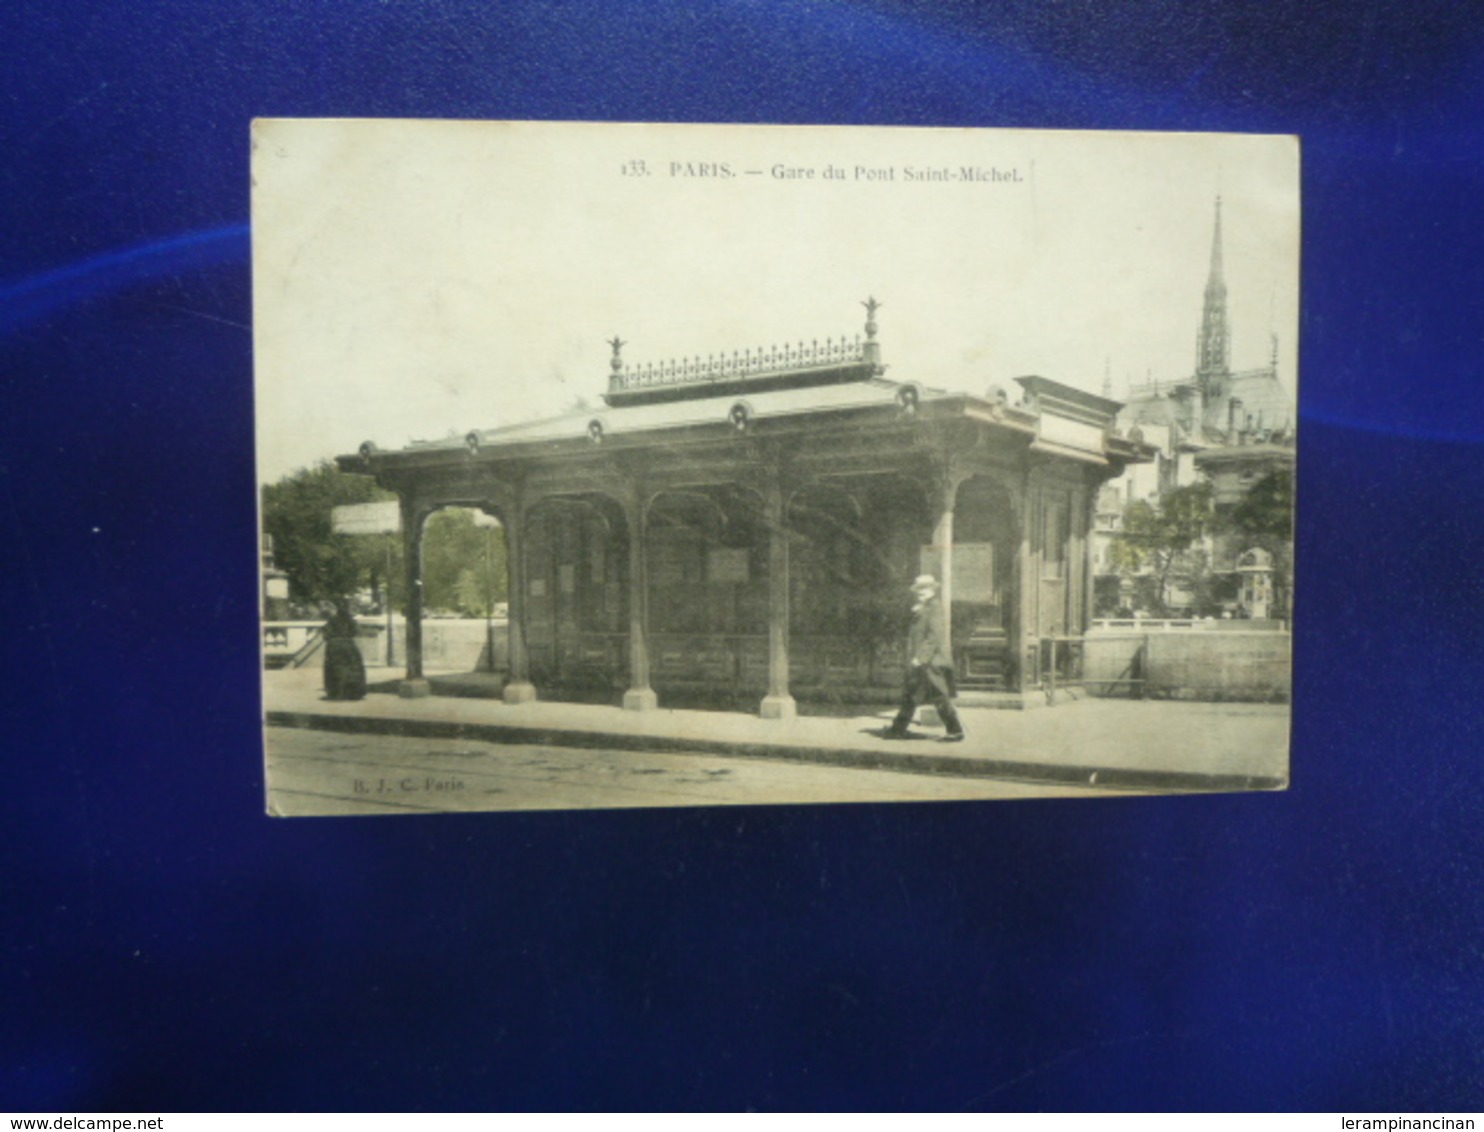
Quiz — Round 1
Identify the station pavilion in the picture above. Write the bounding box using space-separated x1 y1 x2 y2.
337 302 1155 717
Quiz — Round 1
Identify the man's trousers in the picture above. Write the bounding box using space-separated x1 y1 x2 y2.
889 664 964 737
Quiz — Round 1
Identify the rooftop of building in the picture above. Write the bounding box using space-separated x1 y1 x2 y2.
1193 441 1297 466
343 302 1155 472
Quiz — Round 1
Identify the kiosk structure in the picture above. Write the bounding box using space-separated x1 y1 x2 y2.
338 303 1155 715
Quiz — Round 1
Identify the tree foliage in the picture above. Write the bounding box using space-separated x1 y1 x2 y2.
1110 482 1215 613
261 465 508 614
423 509 507 615
1218 467 1295 619
1108 470 1296 619
261 462 395 607
1224 468 1294 545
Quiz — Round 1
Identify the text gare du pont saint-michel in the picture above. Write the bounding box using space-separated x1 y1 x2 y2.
620 158 1026 184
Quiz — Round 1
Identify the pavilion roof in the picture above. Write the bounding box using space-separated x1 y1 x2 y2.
455 376 944 450
338 305 1154 475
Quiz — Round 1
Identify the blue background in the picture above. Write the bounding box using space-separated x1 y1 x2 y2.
3 0 1482 1112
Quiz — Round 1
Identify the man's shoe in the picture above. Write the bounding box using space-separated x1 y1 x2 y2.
881 728 911 740
939 733 966 743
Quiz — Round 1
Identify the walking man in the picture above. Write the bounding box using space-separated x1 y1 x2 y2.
883 574 965 742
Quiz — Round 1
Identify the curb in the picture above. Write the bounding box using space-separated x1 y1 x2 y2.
266 709 1287 795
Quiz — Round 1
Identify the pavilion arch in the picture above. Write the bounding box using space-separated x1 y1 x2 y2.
780 474 942 701
521 492 630 694
386 496 514 697
640 485 772 702
947 473 1021 691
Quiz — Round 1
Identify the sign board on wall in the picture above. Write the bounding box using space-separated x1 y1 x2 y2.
331 501 401 536
707 548 750 585
919 542 996 604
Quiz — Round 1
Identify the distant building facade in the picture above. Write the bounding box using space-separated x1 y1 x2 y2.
1094 199 1297 618
261 532 291 622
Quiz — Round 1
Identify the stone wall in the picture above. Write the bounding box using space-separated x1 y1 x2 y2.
1083 629 1291 702
353 617 509 672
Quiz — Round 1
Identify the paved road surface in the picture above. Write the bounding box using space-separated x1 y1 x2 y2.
265 726 1116 816
265 666 1290 786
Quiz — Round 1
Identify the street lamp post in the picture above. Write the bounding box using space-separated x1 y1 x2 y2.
468 508 504 675
385 537 396 667
331 502 403 669
484 525 496 673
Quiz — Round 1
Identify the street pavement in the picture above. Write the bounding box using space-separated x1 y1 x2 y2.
262 666 1289 815
266 726 1118 815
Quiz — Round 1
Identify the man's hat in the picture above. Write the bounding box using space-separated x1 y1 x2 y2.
910 574 939 592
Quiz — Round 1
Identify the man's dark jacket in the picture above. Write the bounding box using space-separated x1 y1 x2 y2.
907 596 953 670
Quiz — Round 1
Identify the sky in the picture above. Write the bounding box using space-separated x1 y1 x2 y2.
252 119 1300 486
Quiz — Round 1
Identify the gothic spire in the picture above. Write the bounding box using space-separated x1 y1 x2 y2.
1196 196 1231 388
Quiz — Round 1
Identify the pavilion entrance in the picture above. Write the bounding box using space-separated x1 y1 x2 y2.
522 494 630 699
947 475 1018 692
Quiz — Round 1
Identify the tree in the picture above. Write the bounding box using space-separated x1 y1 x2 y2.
1224 467 1294 544
261 462 396 608
1218 467 1295 618
261 471 511 616
1110 482 1215 614
421 508 507 614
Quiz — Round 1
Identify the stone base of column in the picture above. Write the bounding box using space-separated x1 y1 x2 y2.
397 678 432 699
622 686 659 711
759 693 797 720
502 681 538 704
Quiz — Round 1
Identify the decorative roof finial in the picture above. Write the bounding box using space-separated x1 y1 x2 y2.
607 336 626 378
861 297 883 372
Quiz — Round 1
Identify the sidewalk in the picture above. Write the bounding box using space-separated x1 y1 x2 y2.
263 667 1289 793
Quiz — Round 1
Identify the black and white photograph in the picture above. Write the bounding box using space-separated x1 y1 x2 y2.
253 119 1299 816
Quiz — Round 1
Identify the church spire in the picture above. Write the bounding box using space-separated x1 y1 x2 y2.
1196 196 1231 390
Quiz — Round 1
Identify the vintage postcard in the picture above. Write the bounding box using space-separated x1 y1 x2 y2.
253 119 1299 816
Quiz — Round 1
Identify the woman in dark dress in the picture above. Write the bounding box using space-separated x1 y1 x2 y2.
322 602 367 701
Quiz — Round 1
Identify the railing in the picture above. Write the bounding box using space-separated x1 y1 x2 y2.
1035 636 1085 703
264 620 393 668
1081 626 1292 700
1084 639 1148 698
1091 618 1289 632
1093 617 1207 631
262 622 325 669
611 336 866 392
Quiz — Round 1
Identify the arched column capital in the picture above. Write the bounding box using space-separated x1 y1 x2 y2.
397 493 438 532
926 453 975 511
471 476 519 523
